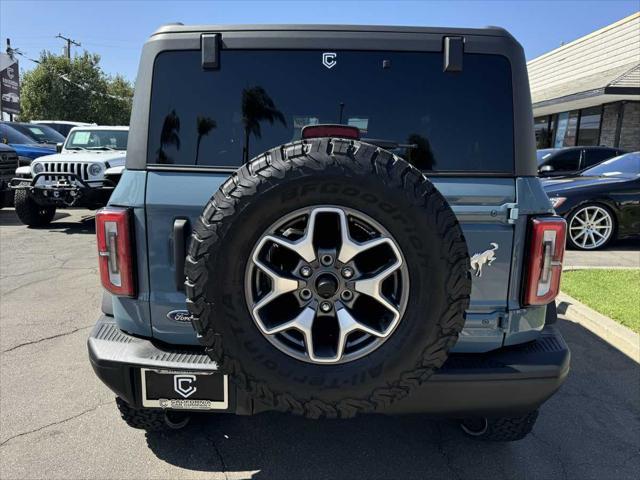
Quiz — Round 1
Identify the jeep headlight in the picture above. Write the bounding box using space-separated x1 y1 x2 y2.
88 163 103 177
32 162 44 174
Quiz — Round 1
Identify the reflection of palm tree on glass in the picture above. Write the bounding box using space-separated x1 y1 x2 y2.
195 116 217 165
406 133 436 171
242 86 286 163
157 109 181 164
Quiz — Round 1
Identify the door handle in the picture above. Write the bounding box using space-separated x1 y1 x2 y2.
173 218 189 291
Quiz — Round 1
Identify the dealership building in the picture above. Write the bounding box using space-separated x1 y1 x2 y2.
528 12 639 152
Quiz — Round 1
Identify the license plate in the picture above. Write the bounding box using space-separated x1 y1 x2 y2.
140 369 228 410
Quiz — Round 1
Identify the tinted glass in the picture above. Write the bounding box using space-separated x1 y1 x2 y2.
534 116 552 149
10 123 65 144
148 50 514 172
544 149 581 171
563 111 579 147
577 106 601 146
582 152 640 177
66 129 128 150
584 148 617 167
0 124 35 144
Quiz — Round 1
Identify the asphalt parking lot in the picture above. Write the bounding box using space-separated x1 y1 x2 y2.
1 208 639 480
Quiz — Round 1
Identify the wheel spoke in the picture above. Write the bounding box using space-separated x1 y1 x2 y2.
354 261 402 325
332 307 386 361
573 229 586 240
251 258 299 313
335 209 393 263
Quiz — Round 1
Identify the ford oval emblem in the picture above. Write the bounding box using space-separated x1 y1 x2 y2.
167 310 195 323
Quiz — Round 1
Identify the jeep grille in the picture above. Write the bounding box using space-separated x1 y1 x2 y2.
40 162 91 181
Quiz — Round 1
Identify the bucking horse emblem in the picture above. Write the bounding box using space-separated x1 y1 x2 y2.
470 243 498 277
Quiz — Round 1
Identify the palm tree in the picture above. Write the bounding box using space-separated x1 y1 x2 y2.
406 133 436 171
195 116 217 165
241 86 286 163
157 109 181 164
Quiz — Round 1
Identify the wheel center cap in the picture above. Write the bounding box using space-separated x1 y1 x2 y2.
315 273 339 299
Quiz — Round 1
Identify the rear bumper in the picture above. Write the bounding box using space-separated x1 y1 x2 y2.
89 315 569 417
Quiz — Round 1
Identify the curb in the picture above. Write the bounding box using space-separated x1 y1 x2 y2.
563 266 640 271
557 292 639 363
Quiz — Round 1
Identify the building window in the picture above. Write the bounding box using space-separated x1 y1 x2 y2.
563 111 579 146
534 116 552 148
577 106 602 146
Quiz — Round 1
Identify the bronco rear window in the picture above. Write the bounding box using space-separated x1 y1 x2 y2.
148 50 514 173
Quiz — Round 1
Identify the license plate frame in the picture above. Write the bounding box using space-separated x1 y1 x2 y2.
140 368 228 411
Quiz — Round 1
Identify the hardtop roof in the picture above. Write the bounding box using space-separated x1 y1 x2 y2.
151 23 513 39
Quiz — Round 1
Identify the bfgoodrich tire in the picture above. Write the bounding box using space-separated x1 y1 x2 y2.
185 138 471 419
14 190 56 227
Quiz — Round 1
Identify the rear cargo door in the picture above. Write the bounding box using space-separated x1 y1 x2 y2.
144 46 519 346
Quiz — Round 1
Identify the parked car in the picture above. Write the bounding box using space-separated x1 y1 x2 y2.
537 146 626 177
0 122 57 163
544 151 640 250
1 92 20 103
10 126 128 226
0 143 19 208
31 120 95 138
88 24 570 443
6 121 66 146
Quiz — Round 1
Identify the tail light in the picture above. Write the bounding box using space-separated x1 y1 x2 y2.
301 124 360 140
96 207 136 297
523 217 566 306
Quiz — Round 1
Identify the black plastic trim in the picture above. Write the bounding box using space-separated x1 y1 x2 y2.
443 36 464 72
173 218 189 291
89 315 569 416
201 33 220 69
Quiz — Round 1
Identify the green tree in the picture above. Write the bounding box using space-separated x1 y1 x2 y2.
19 51 133 124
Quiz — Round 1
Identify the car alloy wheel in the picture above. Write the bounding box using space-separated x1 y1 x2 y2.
569 205 613 250
245 206 409 365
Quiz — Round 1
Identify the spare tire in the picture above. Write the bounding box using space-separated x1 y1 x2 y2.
185 138 471 419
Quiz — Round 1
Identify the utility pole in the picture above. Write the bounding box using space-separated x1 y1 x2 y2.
56 33 81 59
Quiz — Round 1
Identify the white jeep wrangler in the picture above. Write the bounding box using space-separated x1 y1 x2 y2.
11 126 128 226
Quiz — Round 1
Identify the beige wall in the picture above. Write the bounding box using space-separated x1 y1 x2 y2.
528 13 640 104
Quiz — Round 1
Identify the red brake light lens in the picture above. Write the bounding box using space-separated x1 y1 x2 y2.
96 207 135 297
524 217 566 306
301 124 360 140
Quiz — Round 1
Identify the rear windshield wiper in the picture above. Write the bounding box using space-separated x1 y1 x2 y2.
362 139 418 150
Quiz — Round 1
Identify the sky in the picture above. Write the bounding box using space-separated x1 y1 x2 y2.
1 0 638 83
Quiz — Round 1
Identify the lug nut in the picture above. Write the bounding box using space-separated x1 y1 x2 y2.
321 254 333 266
320 301 332 313
300 266 312 278
340 290 353 301
300 289 312 300
341 267 354 279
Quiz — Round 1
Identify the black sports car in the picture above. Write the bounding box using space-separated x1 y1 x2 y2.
543 152 640 250
537 146 626 177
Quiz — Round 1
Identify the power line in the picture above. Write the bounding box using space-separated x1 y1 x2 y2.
55 33 81 60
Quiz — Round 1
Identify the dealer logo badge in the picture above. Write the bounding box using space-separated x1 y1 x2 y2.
173 374 197 398
322 52 337 69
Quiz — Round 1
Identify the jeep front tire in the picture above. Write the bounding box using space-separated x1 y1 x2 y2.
14 190 56 227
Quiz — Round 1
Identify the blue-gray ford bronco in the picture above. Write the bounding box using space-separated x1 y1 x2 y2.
88 24 570 442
